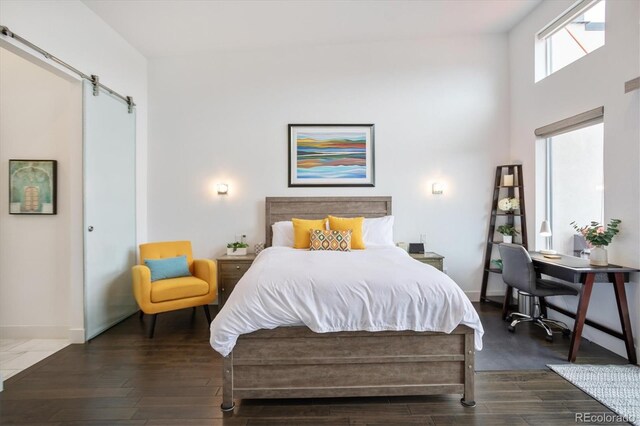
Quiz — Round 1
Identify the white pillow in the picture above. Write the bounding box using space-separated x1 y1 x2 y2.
271 221 294 247
363 216 394 247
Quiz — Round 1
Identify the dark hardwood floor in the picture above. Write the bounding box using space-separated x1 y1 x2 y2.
0 303 629 425
475 302 627 370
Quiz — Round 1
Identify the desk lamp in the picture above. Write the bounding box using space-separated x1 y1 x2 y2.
539 220 556 255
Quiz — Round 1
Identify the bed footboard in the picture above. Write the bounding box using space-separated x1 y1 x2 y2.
221 325 475 410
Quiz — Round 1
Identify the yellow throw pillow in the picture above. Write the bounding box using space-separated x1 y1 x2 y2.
292 218 328 249
310 229 352 251
328 216 365 249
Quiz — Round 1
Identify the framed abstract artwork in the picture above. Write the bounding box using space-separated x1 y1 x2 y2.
288 124 375 187
9 159 57 215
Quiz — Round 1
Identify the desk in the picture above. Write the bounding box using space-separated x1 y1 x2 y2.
523 253 638 364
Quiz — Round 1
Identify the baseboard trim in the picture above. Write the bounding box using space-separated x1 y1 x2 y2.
68 328 85 343
465 291 480 302
0 325 68 339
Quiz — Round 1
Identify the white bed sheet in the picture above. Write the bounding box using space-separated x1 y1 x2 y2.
210 246 484 356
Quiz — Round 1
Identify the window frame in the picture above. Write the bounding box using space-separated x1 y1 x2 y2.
535 108 604 254
535 0 605 81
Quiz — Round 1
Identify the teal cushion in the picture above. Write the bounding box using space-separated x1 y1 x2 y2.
144 256 191 282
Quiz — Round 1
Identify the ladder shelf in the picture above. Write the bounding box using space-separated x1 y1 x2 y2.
480 164 529 306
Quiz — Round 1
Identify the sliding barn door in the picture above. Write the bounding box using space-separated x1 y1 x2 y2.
83 80 137 340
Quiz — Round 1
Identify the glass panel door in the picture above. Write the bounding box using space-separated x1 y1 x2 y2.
83 80 137 340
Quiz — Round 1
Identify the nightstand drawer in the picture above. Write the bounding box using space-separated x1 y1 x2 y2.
422 259 443 271
216 254 256 309
409 252 444 272
219 277 240 296
219 262 252 275
221 272 245 280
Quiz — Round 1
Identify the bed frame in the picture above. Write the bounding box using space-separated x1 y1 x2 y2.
221 196 475 410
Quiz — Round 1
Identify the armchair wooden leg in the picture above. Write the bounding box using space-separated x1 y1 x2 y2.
139 310 144 320
203 305 212 324
149 314 157 338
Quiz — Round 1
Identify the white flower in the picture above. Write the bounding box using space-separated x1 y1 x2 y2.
498 197 519 212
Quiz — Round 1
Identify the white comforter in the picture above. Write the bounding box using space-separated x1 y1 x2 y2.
210 246 484 356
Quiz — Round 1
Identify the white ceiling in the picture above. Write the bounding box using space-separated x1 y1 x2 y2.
83 0 541 58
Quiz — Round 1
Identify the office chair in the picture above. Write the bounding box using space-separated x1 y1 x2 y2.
499 243 578 342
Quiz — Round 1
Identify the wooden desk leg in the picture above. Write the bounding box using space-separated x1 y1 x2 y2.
502 285 512 321
610 272 637 364
568 273 595 362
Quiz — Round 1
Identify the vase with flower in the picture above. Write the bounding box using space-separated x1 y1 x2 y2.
498 197 520 213
570 219 621 266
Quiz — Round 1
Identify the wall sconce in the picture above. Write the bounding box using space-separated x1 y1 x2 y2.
217 183 229 195
432 182 444 195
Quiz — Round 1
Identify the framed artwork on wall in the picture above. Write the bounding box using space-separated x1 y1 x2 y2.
288 124 375 187
9 159 57 215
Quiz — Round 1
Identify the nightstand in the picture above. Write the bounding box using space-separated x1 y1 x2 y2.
216 253 256 308
410 252 444 272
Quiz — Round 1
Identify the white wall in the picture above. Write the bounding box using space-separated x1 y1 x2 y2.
0 48 82 338
148 36 510 298
509 0 640 358
0 0 148 246
0 0 148 341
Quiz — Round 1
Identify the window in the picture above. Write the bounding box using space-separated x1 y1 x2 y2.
537 0 605 80
535 108 604 256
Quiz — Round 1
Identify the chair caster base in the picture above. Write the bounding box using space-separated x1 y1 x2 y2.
220 403 235 412
562 329 571 337
507 325 515 333
460 398 476 408
545 335 553 342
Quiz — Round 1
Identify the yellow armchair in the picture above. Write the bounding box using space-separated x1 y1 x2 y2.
133 241 217 337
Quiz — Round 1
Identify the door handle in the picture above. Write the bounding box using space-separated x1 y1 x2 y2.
88 226 94 232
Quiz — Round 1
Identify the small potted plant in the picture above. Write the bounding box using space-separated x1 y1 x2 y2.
497 224 519 244
571 219 621 266
491 258 503 271
227 235 249 256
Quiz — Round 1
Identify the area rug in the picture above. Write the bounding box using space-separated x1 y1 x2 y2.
548 364 640 425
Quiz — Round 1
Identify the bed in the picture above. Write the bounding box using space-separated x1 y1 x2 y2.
211 196 482 411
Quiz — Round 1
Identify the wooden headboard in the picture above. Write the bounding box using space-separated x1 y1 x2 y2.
265 196 392 247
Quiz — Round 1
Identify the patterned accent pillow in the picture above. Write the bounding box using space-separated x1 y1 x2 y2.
309 229 352 252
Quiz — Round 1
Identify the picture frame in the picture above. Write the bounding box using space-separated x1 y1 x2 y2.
288 124 375 187
9 159 57 215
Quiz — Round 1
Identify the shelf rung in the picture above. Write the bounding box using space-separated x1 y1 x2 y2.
488 241 523 245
